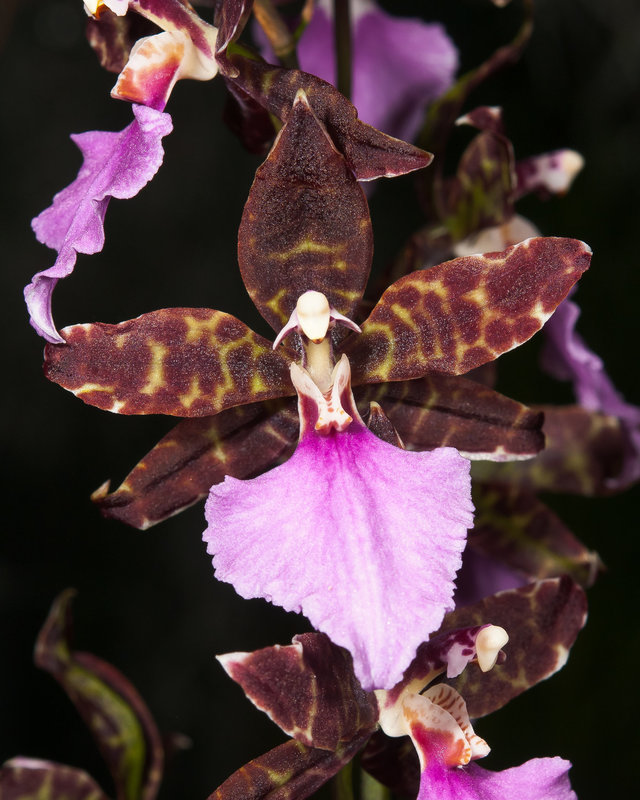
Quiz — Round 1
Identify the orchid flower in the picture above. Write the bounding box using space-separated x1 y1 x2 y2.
215 577 586 800
42 89 590 689
205 290 474 690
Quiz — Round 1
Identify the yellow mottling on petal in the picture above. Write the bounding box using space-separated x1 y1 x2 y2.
140 340 168 395
179 376 202 409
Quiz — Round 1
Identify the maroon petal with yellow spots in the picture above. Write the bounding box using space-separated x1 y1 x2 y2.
442 577 587 719
94 400 298 529
43 308 294 417
344 237 591 384
238 89 373 331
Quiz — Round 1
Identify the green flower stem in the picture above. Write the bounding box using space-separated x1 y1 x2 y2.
360 768 391 800
333 759 355 800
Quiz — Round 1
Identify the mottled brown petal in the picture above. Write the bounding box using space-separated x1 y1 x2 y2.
225 56 433 180
358 373 544 460
344 237 591 384
472 405 628 495
94 400 298 530
44 308 295 417
218 633 378 751
209 738 366 800
34 590 164 800
471 483 603 587
238 90 373 331
0 759 109 800
442 577 587 718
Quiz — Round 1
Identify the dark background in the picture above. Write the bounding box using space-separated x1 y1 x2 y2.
1 1 639 798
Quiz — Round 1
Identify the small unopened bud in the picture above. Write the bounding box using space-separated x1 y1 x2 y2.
475 625 508 672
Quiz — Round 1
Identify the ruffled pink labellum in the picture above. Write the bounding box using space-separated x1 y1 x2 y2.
204 294 474 690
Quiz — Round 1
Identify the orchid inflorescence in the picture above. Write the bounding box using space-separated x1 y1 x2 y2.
7 2 639 799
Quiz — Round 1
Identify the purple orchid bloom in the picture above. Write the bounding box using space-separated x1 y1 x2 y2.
204 291 474 691
290 0 458 142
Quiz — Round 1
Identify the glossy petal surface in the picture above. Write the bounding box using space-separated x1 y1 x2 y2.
418 758 576 800
205 424 473 690
218 633 377 750
359 374 544 460
297 0 457 142
26 105 172 342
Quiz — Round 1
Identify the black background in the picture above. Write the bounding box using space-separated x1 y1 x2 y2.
1 1 639 798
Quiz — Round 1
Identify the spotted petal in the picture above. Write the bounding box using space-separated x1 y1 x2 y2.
44 308 294 416
542 295 640 488
358 373 544 460
208 738 366 800
204 416 473 691
443 577 587 719
26 104 172 342
344 237 591 384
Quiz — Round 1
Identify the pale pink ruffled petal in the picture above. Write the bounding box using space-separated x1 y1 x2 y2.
25 104 172 342
418 758 576 800
204 423 473 691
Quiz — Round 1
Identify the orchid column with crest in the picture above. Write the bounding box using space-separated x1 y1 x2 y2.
4 1 639 799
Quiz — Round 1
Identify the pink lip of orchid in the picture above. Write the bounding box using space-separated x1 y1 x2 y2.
204 291 475 691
